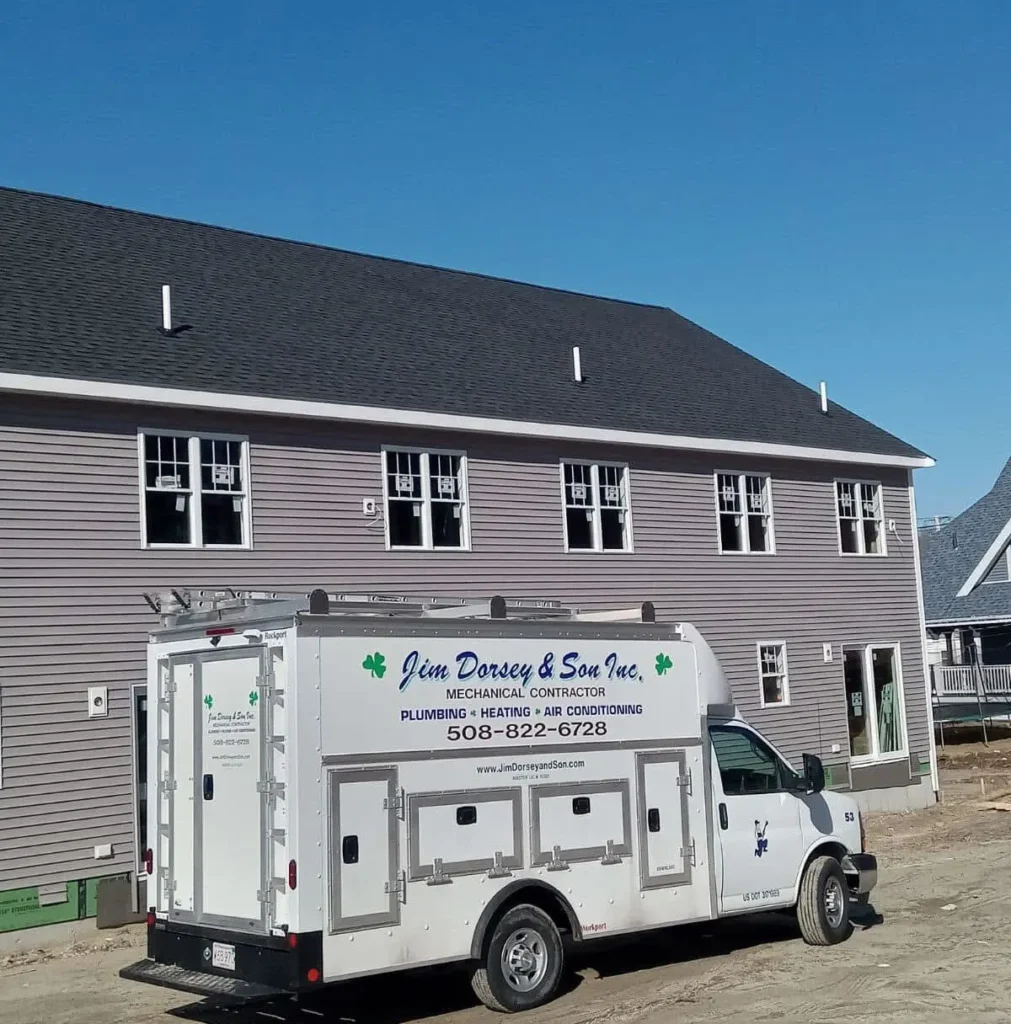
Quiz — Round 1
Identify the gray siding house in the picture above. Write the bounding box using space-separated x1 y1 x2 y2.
0 188 935 935
919 459 1011 723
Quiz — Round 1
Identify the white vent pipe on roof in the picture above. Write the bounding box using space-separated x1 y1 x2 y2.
162 285 172 333
573 346 583 383
819 380 828 414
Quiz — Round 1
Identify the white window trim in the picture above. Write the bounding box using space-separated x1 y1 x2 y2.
714 471 776 555
380 446 472 552
0 685 4 790
834 478 887 557
755 641 790 708
137 429 253 550
843 641 908 765
558 460 635 554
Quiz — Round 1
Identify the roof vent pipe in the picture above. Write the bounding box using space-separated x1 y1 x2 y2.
161 285 172 333
819 380 828 414
572 346 583 383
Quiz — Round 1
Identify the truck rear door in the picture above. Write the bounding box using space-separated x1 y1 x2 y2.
159 646 274 934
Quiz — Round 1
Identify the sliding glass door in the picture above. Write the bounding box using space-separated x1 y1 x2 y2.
843 644 906 761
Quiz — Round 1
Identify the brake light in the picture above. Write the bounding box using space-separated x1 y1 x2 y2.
146 910 156 928
859 811 867 853
307 968 320 983
144 848 154 875
288 859 297 891
288 932 298 950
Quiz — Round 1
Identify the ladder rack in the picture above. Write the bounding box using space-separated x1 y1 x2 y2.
142 587 658 629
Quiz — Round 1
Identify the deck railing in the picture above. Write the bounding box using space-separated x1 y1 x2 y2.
932 664 1011 699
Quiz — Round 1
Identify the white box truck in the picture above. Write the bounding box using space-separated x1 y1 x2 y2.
121 589 876 1012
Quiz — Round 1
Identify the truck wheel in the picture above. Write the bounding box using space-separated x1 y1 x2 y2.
471 904 565 1012
797 855 852 946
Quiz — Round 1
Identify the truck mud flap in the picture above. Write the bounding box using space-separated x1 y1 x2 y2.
119 958 286 1005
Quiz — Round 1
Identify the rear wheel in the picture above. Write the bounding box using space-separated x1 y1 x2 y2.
797 855 852 945
471 904 564 1012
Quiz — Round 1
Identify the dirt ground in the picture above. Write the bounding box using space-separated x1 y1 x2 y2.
4 762 1011 1024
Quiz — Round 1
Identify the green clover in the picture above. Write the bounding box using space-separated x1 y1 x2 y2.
248 690 259 707
363 652 387 679
655 653 673 676
203 694 214 710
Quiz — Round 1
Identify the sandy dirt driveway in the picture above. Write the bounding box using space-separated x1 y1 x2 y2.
3 780 1010 1024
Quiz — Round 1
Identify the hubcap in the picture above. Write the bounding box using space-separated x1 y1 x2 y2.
824 875 845 928
500 928 549 993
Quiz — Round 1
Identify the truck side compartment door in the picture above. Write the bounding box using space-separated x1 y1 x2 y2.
636 751 694 889
709 725 803 913
328 768 401 932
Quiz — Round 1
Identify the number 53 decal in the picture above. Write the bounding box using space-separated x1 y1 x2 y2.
844 811 855 822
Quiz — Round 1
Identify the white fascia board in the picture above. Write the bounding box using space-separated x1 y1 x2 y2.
0 371 935 470
925 615 1011 629
955 515 1011 597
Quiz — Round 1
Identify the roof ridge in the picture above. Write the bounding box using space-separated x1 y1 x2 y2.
0 184 671 314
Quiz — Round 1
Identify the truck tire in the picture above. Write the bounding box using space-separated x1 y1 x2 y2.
470 904 565 1012
797 855 852 946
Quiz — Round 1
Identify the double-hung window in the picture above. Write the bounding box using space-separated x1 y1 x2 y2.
836 481 885 555
757 643 790 707
843 644 906 760
561 462 632 552
716 472 774 553
384 448 469 550
140 432 251 548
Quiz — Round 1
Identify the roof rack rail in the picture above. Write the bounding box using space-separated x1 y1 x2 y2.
141 588 660 628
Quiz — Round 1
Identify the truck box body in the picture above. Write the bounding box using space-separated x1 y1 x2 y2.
124 591 876 1009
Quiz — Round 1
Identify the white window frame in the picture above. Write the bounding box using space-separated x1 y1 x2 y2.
558 460 634 554
714 471 776 554
380 446 471 552
137 429 253 549
835 479 887 556
842 642 908 764
0 686 4 790
756 641 790 707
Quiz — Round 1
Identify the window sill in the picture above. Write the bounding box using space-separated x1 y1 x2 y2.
718 549 777 556
563 548 635 555
838 551 889 558
849 753 909 766
387 545 472 553
143 543 253 551
759 701 791 709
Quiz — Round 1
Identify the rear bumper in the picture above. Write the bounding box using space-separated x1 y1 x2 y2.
118 917 322 1003
843 853 878 895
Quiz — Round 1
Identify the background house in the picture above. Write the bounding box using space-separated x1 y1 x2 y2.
0 187 936 937
919 459 1011 727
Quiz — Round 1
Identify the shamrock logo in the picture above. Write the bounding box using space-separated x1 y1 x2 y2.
248 691 259 707
655 653 673 676
363 652 387 679
203 694 214 710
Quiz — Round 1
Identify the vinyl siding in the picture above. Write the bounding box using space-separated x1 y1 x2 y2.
0 396 929 890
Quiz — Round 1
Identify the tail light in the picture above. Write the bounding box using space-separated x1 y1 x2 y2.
287 932 299 950
859 811 867 853
288 859 297 891
146 910 156 928
144 848 154 875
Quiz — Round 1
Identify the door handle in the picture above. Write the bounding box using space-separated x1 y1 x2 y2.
203 774 214 801
647 808 661 833
718 802 728 830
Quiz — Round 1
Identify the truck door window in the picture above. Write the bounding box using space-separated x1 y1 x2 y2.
710 726 798 795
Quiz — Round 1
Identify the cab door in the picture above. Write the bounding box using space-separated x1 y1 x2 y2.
709 724 804 913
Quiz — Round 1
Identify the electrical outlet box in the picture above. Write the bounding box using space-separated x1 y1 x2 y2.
831 743 841 754
362 498 378 517
94 843 114 860
823 643 834 663
88 686 109 718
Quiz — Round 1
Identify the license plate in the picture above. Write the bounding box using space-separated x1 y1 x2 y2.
211 942 236 972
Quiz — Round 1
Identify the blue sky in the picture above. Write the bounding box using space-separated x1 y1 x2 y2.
2 1 1008 517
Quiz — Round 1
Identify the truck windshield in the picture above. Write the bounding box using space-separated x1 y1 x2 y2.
710 725 802 795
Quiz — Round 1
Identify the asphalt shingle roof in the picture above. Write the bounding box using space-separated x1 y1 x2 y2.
919 458 1011 624
0 187 925 459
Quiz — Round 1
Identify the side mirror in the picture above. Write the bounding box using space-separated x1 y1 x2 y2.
803 753 825 794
